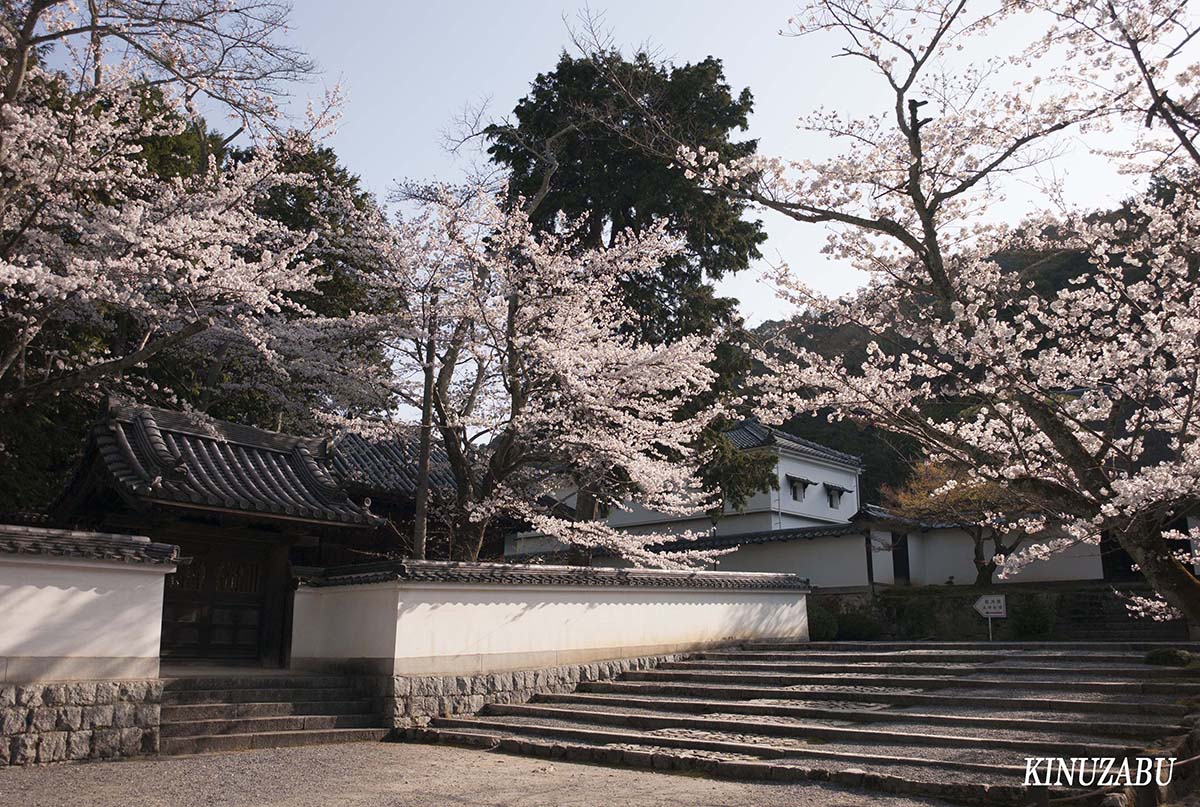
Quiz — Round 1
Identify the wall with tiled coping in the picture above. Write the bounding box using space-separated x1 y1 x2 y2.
0 525 178 765
290 560 811 728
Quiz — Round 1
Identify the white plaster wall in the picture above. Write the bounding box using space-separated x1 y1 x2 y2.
913 528 1104 585
292 580 808 675
0 556 172 681
775 452 861 524
906 532 926 586
714 538 870 588
603 449 862 534
870 529 895 586
289 582 400 662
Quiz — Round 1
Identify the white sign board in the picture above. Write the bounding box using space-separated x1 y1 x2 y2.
974 594 1007 619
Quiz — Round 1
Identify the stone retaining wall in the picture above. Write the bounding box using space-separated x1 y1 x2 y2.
1 679 161 765
372 653 681 728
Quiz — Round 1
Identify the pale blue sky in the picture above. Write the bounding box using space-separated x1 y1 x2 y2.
277 1 1139 325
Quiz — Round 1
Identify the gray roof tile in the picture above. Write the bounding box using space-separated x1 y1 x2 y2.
304 559 809 590
0 524 178 566
329 432 456 498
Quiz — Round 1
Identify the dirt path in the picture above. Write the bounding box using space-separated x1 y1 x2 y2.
0 740 954 807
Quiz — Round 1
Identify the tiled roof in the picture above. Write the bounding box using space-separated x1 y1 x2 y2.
329 431 456 498
87 403 380 527
650 522 866 553
852 503 960 530
302 559 810 590
725 419 865 469
0 524 179 566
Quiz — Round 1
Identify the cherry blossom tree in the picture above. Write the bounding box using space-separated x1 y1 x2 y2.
668 1 1200 626
0 1 362 423
333 189 727 567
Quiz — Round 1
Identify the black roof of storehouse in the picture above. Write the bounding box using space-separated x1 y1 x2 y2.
62 403 380 527
725 419 865 469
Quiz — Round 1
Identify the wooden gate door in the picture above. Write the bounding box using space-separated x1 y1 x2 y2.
161 538 271 662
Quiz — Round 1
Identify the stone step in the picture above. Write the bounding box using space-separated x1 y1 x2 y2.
162 686 365 705
160 727 390 755
661 660 1198 679
744 641 1200 652
162 700 377 722
413 727 1047 806
577 679 1190 716
622 668 1200 694
162 674 355 692
478 702 1141 757
534 691 1184 739
161 713 381 738
697 650 1147 664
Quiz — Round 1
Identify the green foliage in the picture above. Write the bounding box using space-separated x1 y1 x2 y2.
1144 648 1192 667
488 52 764 345
895 599 937 640
808 603 839 641
836 610 884 641
1009 595 1057 640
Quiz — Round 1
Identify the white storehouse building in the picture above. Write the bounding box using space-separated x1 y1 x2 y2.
505 419 1123 589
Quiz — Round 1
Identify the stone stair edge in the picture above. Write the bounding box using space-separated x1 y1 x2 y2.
575 680 1191 716
160 727 391 755
534 691 1183 736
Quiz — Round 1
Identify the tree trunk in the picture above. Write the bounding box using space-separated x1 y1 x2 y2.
1118 518 1200 628
454 516 488 562
412 306 437 561
971 528 995 586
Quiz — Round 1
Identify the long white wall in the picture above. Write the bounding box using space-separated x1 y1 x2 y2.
0 556 172 681
291 570 809 676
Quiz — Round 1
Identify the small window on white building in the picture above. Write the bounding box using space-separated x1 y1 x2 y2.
786 475 814 502
824 482 851 509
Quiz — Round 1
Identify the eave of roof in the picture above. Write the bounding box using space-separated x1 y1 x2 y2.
851 503 963 530
0 524 179 566
648 521 866 553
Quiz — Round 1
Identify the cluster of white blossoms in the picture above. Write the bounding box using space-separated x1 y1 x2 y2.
329 189 725 567
676 0 1200 620
0 1 354 418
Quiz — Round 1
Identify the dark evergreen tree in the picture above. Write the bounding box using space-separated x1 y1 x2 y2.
488 52 776 513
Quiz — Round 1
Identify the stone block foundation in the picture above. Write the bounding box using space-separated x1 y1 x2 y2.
0 679 162 765
368 653 683 728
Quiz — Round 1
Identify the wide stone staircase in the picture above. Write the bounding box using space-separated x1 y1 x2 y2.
412 641 1200 805
160 672 389 755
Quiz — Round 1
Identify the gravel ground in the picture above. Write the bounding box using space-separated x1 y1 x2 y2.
0 741 955 807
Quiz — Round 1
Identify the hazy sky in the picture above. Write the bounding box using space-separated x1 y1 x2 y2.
276 1 1142 326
